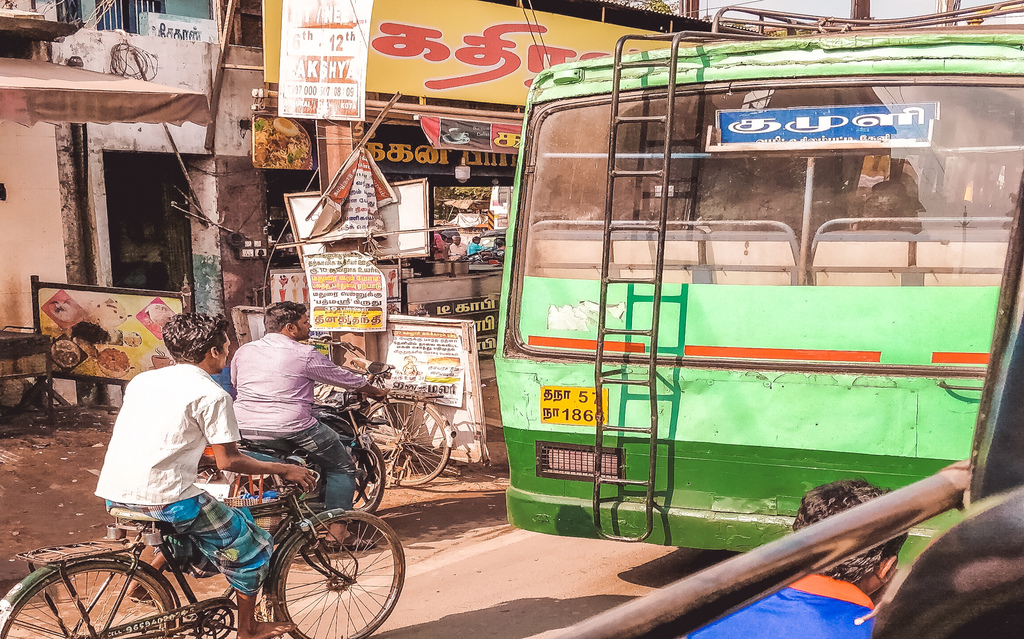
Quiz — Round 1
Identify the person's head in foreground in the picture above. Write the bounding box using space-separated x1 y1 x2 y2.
794 478 907 598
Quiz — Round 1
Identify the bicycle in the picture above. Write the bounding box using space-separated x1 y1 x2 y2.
364 392 453 486
330 343 455 487
0 482 405 639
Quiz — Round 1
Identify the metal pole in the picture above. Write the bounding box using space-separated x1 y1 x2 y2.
851 0 871 19
553 464 970 639
796 157 815 285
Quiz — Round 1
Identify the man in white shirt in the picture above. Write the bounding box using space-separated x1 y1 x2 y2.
448 233 468 260
96 313 315 639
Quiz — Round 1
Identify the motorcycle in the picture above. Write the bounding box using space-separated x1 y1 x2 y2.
236 362 393 514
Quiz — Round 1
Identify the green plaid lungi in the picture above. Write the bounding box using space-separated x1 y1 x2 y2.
107 492 273 596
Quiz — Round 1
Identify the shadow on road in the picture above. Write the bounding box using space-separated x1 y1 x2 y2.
375 594 634 639
380 491 508 545
618 547 737 589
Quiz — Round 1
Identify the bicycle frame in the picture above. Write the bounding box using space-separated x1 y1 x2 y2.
6 491 348 639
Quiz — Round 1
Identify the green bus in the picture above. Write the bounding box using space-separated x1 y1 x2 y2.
494 4 1024 552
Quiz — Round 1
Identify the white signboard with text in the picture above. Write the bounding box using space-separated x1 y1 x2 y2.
305 253 386 332
278 0 373 120
384 316 487 463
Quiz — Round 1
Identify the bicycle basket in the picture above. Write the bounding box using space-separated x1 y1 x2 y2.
223 475 286 534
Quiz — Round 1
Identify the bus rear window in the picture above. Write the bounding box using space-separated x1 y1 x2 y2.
521 84 1023 287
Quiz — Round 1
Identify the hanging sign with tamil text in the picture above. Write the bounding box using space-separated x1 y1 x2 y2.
278 0 373 120
305 253 387 332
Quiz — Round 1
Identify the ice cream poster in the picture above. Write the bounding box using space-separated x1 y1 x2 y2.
270 269 310 305
35 283 184 383
384 326 466 407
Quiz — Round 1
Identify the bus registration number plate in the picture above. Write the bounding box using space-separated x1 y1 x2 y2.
540 387 609 426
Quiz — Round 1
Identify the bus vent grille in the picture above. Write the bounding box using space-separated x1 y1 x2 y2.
536 442 622 481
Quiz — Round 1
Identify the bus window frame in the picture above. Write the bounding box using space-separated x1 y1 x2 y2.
505 74 1024 380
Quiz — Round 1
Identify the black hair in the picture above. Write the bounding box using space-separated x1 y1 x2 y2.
265 301 307 333
161 313 229 364
793 479 908 584
472 236 481 243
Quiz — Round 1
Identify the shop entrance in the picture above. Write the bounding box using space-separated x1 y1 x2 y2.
102 152 192 291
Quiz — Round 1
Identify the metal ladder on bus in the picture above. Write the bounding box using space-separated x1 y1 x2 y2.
592 33 686 542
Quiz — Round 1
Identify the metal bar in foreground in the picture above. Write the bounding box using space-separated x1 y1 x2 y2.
552 463 970 639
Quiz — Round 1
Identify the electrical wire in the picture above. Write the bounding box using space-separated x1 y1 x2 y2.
109 41 159 81
261 168 321 306
524 0 550 64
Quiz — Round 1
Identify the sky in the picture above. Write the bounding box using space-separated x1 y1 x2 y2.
698 0 992 20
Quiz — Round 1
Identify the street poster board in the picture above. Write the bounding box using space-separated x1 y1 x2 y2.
384 315 487 463
278 0 373 121
32 278 188 384
269 268 310 305
305 253 387 332
284 191 327 258
378 264 402 314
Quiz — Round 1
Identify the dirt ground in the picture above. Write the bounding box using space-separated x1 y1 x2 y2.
0 361 508 595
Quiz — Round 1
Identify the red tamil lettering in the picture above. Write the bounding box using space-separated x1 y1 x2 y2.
371 22 450 61
424 23 545 90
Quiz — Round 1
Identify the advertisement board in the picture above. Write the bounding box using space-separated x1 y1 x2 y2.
384 315 486 462
264 0 657 106
278 0 374 120
305 253 387 332
32 279 188 384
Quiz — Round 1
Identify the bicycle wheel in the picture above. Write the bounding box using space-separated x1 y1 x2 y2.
352 441 385 514
271 510 405 639
366 399 452 486
1 560 176 639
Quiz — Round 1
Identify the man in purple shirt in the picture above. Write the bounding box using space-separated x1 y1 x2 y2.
232 301 385 544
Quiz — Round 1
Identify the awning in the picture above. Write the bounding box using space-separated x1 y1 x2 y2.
0 57 211 126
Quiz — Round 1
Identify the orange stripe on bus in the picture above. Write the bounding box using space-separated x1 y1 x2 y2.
932 352 989 365
684 345 881 363
528 336 646 353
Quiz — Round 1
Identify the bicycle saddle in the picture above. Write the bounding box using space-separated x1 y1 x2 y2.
107 506 160 522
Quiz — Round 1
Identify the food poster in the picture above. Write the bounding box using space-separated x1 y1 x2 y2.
252 116 316 170
269 268 311 304
305 253 387 332
35 285 183 383
278 0 373 120
385 326 466 407
379 265 402 314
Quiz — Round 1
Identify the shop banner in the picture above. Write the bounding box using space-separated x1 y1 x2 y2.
265 0 658 106
419 116 521 154
305 253 387 332
278 0 373 120
33 281 186 384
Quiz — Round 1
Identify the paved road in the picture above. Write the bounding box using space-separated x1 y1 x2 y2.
375 511 729 639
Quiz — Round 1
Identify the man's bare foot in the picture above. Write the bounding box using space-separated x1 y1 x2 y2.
238 620 295 639
325 522 350 545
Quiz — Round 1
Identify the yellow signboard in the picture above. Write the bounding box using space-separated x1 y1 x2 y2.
540 386 609 426
264 0 657 106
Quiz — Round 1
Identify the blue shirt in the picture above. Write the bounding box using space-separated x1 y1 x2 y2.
466 242 484 255
685 574 874 639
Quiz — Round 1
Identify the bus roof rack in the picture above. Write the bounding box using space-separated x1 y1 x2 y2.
711 1 1024 35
